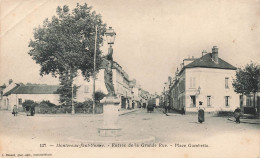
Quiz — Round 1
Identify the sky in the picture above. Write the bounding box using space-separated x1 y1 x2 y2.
1 0 260 94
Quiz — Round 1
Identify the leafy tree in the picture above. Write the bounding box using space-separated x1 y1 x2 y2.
95 91 106 102
28 3 107 106
22 100 35 109
232 62 260 110
56 73 79 106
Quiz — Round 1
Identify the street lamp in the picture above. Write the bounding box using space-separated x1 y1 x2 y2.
99 26 120 137
105 27 116 45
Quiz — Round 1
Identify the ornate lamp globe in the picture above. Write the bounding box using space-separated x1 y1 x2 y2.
105 27 116 45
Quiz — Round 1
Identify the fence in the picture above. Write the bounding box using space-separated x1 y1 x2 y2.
29 106 103 114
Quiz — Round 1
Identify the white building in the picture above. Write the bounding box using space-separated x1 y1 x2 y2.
74 60 131 109
0 84 60 111
170 46 239 113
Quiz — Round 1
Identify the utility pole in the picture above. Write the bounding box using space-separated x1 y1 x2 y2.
93 25 97 114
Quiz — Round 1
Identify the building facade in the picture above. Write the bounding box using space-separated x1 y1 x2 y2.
74 60 132 110
169 46 239 113
0 84 60 111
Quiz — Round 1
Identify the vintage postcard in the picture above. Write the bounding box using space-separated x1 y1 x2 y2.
0 0 259 158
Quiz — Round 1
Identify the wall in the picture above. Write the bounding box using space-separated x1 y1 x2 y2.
74 69 107 102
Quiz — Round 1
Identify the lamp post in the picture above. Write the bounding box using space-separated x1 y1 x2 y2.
99 27 121 137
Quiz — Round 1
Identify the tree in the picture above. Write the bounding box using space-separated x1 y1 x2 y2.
95 91 106 102
56 73 79 106
232 62 260 110
28 3 107 107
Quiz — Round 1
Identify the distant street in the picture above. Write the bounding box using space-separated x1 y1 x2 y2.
0 109 259 157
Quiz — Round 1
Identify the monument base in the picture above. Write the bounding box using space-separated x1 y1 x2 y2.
98 128 122 137
99 96 121 137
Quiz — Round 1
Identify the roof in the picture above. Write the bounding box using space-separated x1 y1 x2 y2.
3 84 20 96
184 53 236 70
11 85 60 94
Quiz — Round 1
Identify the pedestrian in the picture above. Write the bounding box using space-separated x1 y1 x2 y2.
164 104 169 113
12 105 18 116
198 107 205 123
234 107 241 123
25 105 30 116
30 104 35 116
182 107 185 115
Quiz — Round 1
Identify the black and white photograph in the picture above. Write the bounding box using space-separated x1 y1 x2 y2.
0 0 259 157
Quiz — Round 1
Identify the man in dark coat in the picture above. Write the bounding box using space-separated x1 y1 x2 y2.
12 105 18 116
234 107 241 123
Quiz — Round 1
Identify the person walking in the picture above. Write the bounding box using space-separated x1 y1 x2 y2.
198 107 205 123
234 107 241 123
12 105 18 116
25 105 30 116
30 104 35 116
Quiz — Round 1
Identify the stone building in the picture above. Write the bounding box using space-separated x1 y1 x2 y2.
169 46 239 113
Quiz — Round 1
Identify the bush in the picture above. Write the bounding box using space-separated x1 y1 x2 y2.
39 100 56 107
22 100 35 109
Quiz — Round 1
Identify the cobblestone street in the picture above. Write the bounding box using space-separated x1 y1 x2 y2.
0 109 259 157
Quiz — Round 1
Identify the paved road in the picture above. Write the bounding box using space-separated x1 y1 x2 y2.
0 109 259 158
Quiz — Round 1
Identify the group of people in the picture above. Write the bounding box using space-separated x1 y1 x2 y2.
12 105 36 116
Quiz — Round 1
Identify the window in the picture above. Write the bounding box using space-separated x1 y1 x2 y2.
225 77 229 88
190 77 196 88
190 95 196 107
246 95 252 107
18 98 22 105
84 86 89 93
225 96 229 106
0 91 2 100
207 96 211 106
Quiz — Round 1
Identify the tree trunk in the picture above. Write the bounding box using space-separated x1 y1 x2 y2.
253 93 256 113
70 69 75 114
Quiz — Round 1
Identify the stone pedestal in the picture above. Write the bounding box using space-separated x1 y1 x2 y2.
99 96 121 137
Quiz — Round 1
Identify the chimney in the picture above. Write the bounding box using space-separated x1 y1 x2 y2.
212 46 218 63
202 50 207 57
8 79 13 85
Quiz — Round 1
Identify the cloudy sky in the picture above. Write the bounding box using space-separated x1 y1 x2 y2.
1 0 260 94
